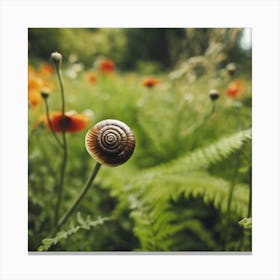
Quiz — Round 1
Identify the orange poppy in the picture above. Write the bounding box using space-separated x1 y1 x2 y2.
99 59 115 74
39 63 54 76
28 75 44 107
86 72 97 84
43 112 89 133
28 64 53 108
225 80 245 98
28 75 44 92
29 90 42 107
142 77 160 88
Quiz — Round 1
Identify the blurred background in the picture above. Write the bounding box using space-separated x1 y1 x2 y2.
28 28 252 252
28 28 251 73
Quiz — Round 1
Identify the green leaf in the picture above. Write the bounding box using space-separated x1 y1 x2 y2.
37 215 111 252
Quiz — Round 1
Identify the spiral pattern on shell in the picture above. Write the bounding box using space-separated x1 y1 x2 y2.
85 119 135 167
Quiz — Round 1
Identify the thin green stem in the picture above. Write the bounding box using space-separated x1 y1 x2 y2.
223 151 240 250
55 65 66 116
38 137 58 182
54 134 67 226
42 97 63 149
182 102 216 139
247 166 252 218
226 153 240 214
53 63 68 227
202 102 216 122
210 102 216 114
224 106 243 250
237 167 252 251
53 162 102 235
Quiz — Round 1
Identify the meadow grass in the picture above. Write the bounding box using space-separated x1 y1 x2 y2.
28 63 252 251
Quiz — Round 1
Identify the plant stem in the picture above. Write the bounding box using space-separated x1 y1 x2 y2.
183 102 216 139
237 167 252 251
224 107 243 250
223 155 240 250
226 152 240 214
210 102 216 114
55 65 66 116
53 162 102 234
42 97 63 149
202 102 216 122
247 166 252 217
54 63 68 226
54 134 67 226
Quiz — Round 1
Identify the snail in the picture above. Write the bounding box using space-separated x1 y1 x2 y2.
85 119 135 167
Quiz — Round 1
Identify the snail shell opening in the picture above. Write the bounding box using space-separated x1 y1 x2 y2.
85 119 135 167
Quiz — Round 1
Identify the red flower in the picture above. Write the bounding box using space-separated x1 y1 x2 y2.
43 112 89 133
100 59 115 74
39 63 54 76
225 80 245 98
86 72 97 84
142 77 160 88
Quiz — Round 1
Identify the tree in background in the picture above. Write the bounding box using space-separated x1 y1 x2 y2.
28 28 250 73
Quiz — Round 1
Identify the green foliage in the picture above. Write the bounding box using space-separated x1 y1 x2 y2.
102 129 251 251
239 217 252 230
144 128 251 175
29 28 126 68
28 28 252 252
29 28 249 71
38 214 111 252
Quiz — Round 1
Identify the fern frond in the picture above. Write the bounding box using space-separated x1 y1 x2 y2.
103 128 251 197
102 129 251 251
105 128 251 192
129 172 248 250
239 217 252 230
38 214 111 252
131 202 217 251
143 128 252 177
139 172 249 216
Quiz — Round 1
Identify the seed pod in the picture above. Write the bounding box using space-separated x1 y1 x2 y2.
226 63 236 76
209 89 219 101
40 88 50 99
50 52 62 66
85 119 135 167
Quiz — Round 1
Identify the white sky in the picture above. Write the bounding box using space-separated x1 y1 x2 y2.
240 28 252 50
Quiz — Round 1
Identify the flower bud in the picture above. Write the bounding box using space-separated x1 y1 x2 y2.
50 52 62 66
40 88 50 99
209 89 219 101
226 63 236 76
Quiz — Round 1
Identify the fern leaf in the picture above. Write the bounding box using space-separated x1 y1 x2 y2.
38 214 111 252
129 172 249 251
141 128 252 178
102 129 251 251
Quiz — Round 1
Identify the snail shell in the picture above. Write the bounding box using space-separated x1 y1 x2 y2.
85 119 135 167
